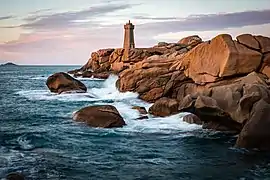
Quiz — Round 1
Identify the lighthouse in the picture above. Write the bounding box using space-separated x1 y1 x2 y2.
123 20 135 49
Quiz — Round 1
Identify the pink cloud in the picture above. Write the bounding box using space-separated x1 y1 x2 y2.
2 8 270 65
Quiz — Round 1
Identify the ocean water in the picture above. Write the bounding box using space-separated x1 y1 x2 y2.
1 66 270 180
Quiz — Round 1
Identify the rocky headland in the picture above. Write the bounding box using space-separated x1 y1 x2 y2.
48 33 270 151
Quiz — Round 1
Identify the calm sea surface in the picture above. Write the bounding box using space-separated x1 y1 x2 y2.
1 66 270 180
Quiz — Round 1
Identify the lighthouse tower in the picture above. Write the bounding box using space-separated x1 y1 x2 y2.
123 20 135 49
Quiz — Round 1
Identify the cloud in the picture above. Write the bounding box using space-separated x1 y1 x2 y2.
20 3 135 30
28 8 52 15
1 6 270 65
153 23 270 42
133 16 177 20
0 15 15 21
137 9 270 35
0 24 155 64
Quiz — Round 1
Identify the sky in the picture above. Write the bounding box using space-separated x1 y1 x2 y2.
0 0 270 65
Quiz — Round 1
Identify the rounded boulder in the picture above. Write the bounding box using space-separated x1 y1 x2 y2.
73 105 126 128
149 97 179 117
46 72 87 94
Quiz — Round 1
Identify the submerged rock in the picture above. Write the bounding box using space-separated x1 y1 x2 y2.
46 72 87 94
67 68 81 74
132 106 147 114
73 105 126 128
6 172 25 180
136 116 149 120
92 72 110 79
81 71 93 78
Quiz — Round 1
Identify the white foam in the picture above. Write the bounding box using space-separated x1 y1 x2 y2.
30 76 47 80
17 135 35 150
110 101 201 134
16 75 139 102
16 90 98 102
16 74 202 134
123 114 201 134
75 77 104 81
90 75 139 101
29 75 103 81
0 147 25 164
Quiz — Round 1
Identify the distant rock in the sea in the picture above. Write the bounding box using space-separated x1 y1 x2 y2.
0 62 18 67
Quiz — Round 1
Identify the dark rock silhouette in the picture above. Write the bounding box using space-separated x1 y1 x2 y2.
6 172 25 180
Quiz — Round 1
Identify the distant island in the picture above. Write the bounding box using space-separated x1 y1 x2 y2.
0 62 18 67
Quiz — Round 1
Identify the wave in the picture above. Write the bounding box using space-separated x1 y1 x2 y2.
29 76 103 81
16 75 138 102
29 76 48 80
90 75 139 101
71 101 201 135
113 101 201 134
75 77 105 81
16 75 202 134
16 90 98 102
17 134 35 150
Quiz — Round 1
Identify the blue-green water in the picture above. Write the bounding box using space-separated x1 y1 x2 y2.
1 66 270 180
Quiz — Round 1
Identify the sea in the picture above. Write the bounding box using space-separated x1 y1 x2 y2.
1 65 270 180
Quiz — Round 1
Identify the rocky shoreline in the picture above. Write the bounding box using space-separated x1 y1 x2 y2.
47 33 270 151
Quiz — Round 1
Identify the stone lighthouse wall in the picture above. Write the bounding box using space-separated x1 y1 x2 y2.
123 21 135 49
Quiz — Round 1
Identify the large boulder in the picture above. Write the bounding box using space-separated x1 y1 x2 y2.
82 48 114 72
178 94 196 112
177 72 270 125
73 105 126 128
111 62 129 73
179 95 242 132
178 34 262 84
46 72 87 94
122 48 152 63
236 100 270 150
149 97 179 117
178 35 202 47
260 53 270 78
236 34 260 50
117 66 172 102
193 96 239 131
109 48 125 64
255 35 270 53
116 52 184 102
208 72 270 124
